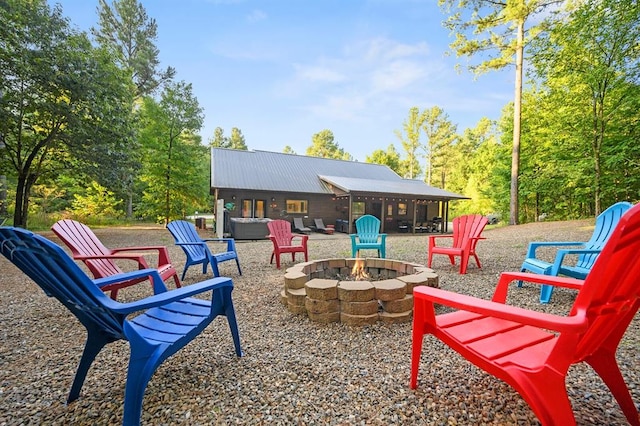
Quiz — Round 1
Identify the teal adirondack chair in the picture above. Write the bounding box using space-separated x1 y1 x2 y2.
350 215 386 258
519 201 633 303
167 220 241 280
0 227 243 426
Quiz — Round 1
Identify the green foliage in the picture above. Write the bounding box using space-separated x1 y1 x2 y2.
209 127 249 150
394 107 423 179
421 106 457 187
438 0 565 224
528 0 640 214
92 0 175 98
71 181 124 219
446 119 502 217
0 0 134 227
365 145 402 174
137 81 207 223
306 130 353 160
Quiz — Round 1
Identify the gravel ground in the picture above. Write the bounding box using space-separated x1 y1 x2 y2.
0 220 638 425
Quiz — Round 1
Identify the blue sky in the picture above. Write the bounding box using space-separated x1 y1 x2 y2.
49 0 514 162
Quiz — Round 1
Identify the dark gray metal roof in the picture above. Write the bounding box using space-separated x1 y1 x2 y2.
319 175 468 200
211 148 468 199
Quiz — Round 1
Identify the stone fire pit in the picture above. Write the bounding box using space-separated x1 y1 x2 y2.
280 258 439 326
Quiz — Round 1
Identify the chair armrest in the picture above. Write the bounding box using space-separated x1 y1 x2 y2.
550 248 602 275
175 241 207 247
104 276 234 314
414 285 588 333
202 238 236 251
525 241 585 258
74 253 150 269
111 245 172 265
111 245 167 253
491 271 584 302
428 234 453 249
93 268 166 292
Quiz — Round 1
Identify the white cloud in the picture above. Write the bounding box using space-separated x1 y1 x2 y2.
277 36 442 123
293 64 346 83
246 9 267 23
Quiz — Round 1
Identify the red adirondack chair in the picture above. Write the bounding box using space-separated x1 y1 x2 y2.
411 203 640 426
427 214 488 274
267 219 309 269
51 219 181 300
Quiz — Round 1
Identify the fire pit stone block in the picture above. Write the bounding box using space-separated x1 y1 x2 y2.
281 258 439 325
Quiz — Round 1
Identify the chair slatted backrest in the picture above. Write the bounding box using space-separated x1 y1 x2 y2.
451 214 488 249
565 203 640 362
577 201 633 270
0 227 124 339
293 217 307 230
167 220 206 262
267 220 293 246
51 219 122 277
354 215 381 243
313 218 327 230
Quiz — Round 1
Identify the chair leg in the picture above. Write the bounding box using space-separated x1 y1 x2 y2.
512 370 576 426
472 253 482 268
214 286 244 357
539 284 554 304
181 265 189 281
459 253 469 274
110 289 119 300
211 261 221 277
235 258 242 275
586 349 640 426
122 349 161 426
171 274 182 289
68 331 111 403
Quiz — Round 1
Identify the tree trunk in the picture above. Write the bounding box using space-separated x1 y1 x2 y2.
510 19 525 225
13 172 34 228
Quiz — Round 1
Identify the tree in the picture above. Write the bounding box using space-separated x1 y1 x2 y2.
137 81 205 224
447 118 501 216
92 0 175 218
365 144 402 175
395 107 423 179
421 106 457 187
229 127 248 150
209 127 248 150
529 0 640 214
92 0 175 98
0 0 134 228
209 127 228 148
282 145 297 154
306 130 353 160
439 0 564 224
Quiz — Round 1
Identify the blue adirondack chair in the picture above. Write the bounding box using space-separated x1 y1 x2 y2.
167 220 242 280
519 201 633 303
350 215 387 258
0 226 243 426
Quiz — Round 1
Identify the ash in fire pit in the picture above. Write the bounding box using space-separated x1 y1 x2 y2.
281 258 439 326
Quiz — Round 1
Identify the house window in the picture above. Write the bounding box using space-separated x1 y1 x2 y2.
286 199 308 214
352 201 365 221
242 199 266 218
398 203 407 216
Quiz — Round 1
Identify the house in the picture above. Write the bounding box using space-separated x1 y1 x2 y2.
210 148 468 238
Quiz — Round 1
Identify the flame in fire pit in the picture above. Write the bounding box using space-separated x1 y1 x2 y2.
351 257 370 281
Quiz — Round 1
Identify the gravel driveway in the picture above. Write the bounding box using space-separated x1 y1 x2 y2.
0 219 637 425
